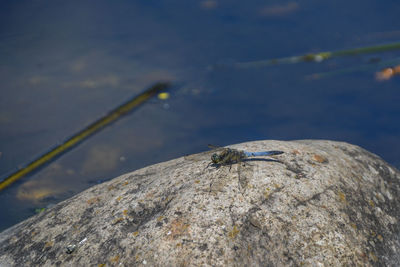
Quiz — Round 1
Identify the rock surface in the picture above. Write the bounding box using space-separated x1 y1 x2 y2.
1 140 400 266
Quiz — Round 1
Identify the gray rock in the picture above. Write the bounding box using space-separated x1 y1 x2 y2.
1 140 400 266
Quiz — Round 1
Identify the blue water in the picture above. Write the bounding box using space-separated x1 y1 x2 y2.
0 1 399 231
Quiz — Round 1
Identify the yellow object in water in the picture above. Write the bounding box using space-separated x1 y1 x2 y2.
158 92 170 100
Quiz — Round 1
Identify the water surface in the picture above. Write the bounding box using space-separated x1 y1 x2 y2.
0 0 399 231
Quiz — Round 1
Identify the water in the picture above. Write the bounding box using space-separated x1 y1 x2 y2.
0 1 399 231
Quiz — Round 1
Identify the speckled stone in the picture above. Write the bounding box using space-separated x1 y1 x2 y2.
1 140 400 266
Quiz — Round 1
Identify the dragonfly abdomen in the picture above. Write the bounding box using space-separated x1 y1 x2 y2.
244 151 284 157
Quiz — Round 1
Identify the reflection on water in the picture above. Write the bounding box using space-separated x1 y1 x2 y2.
0 1 399 231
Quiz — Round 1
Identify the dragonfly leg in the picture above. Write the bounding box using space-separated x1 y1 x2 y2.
205 162 213 170
216 157 233 171
205 161 221 171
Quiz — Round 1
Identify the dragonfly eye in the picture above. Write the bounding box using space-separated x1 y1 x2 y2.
211 153 220 163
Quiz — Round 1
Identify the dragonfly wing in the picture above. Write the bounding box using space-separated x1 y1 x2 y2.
208 144 224 151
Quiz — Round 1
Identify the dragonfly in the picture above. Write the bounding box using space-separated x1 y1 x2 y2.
207 144 284 168
206 144 284 193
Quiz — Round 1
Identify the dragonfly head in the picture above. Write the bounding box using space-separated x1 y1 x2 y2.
211 153 221 164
